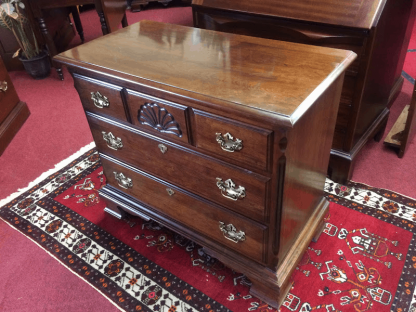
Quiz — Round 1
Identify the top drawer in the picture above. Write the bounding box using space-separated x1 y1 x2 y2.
73 74 128 122
193 110 272 171
125 90 190 144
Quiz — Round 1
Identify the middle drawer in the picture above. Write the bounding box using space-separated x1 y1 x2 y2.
87 113 270 223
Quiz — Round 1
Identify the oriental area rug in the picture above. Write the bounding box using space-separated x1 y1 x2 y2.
1 147 416 312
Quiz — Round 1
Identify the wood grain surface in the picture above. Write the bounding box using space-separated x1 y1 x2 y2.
56 20 356 119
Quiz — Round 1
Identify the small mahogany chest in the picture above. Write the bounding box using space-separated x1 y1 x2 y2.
55 20 356 308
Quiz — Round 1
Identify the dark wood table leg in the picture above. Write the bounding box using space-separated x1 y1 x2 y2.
70 6 85 43
37 17 64 80
121 13 128 28
97 11 109 35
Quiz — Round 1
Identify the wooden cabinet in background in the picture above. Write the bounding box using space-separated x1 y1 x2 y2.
55 20 356 309
192 0 416 183
0 57 30 156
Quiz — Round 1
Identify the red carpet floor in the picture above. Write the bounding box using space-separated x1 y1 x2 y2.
1 3 416 312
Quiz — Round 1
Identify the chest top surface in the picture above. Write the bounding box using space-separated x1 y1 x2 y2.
55 21 355 122
192 0 386 29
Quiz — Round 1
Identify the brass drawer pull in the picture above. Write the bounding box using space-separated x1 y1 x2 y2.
114 172 133 189
216 178 245 201
219 222 246 243
102 132 123 150
0 81 7 92
166 188 175 196
91 91 109 108
216 132 243 152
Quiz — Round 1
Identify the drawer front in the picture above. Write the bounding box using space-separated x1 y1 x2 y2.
101 156 267 263
193 110 272 171
73 74 128 122
87 114 269 222
126 89 189 144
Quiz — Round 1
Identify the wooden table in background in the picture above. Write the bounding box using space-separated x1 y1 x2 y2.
24 0 128 80
192 0 416 184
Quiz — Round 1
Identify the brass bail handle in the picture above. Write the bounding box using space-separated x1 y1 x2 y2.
219 221 246 243
216 132 243 152
216 178 246 201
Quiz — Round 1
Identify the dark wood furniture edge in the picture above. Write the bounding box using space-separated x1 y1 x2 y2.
191 1 386 30
100 189 150 220
312 217 326 243
387 76 404 109
0 101 30 156
329 107 389 183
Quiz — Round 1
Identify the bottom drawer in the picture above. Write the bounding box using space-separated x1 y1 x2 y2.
100 154 267 263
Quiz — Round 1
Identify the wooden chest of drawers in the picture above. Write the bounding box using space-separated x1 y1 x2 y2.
55 21 356 308
192 0 416 183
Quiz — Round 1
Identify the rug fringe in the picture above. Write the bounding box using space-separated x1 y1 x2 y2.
0 215 126 312
0 142 96 207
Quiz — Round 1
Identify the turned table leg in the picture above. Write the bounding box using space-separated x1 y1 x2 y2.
97 11 109 35
37 17 64 80
121 13 128 28
70 6 85 43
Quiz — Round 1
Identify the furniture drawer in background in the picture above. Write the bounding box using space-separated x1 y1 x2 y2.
87 113 270 222
193 109 273 171
126 89 190 144
0 59 20 122
73 74 128 122
101 155 268 263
